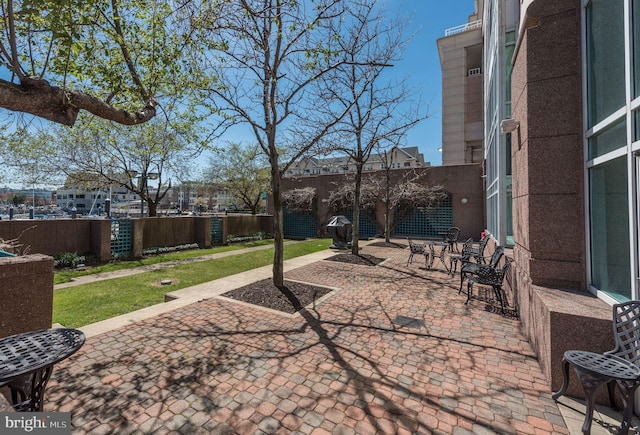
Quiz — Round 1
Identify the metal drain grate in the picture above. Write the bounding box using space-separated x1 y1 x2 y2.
392 315 424 329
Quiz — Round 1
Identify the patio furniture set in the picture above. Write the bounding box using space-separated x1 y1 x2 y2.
409 229 640 434
407 229 512 314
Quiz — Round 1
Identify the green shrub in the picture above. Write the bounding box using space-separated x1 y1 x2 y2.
54 252 86 269
142 243 200 256
227 231 271 244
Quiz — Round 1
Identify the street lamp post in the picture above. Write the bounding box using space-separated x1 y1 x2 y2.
127 170 159 217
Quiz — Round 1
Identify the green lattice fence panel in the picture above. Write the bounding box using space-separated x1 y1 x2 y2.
340 208 377 238
210 216 223 244
393 194 453 238
283 209 318 239
111 218 133 257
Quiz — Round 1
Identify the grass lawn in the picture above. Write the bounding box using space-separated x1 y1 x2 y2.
54 239 274 285
54 238 332 328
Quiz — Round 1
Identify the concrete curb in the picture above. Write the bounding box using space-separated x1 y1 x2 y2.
78 248 342 338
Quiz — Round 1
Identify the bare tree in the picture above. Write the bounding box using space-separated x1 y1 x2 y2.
328 164 445 243
190 0 375 286
283 187 317 213
16 104 205 217
375 156 445 242
320 0 427 254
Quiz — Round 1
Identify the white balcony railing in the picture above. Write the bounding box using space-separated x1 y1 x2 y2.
445 20 482 36
468 67 482 77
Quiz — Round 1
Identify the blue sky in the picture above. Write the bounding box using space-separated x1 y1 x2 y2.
397 0 476 166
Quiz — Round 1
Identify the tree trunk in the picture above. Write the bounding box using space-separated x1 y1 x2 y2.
351 167 363 255
148 201 158 217
271 170 285 287
384 200 390 243
384 169 391 243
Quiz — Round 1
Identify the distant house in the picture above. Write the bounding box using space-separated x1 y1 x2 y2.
284 147 429 178
157 182 237 212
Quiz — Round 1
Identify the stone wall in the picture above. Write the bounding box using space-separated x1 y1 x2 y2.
279 164 486 241
131 215 273 257
511 0 614 401
0 254 54 339
0 219 111 261
0 215 273 260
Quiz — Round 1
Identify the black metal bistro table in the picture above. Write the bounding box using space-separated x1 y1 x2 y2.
552 350 640 435
0 328 85 412
425 241 450 273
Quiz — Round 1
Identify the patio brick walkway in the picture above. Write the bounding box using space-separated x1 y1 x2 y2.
45 243 569 434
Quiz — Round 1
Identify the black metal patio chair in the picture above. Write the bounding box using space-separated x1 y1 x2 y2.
465 256 513 313
552 301 640 435
448 237 474 276
406 238 428 268
442 227 461 253
459 245 505 294
469 234 490 264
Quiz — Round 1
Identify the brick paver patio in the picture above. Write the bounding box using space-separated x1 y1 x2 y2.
44 243 569 434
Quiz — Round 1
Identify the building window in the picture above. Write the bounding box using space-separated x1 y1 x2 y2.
504 31 515 117
483 1 515 247
634 0 640 96
589 157 630 301
589 118 626 159
586 0 625 127
585 0 633 302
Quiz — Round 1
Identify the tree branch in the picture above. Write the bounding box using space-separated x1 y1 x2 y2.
0 78 156 126
110 0 152 100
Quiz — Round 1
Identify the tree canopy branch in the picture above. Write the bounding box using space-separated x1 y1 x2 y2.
0 78 156 126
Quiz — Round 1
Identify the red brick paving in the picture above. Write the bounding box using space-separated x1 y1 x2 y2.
45 243 569 434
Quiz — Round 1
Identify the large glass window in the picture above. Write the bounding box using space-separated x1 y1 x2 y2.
633 0 640 97
586 0 625 127
483 0 515 247
588 118 627 159
504 31 515 118
504 31 515 246
634 110 640 141
586 0 633 302
590 158 630 300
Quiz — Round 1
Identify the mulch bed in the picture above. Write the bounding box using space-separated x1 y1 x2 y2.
222 279 333 314
325 253 386 266
367 241 407 249
222 249 391 313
